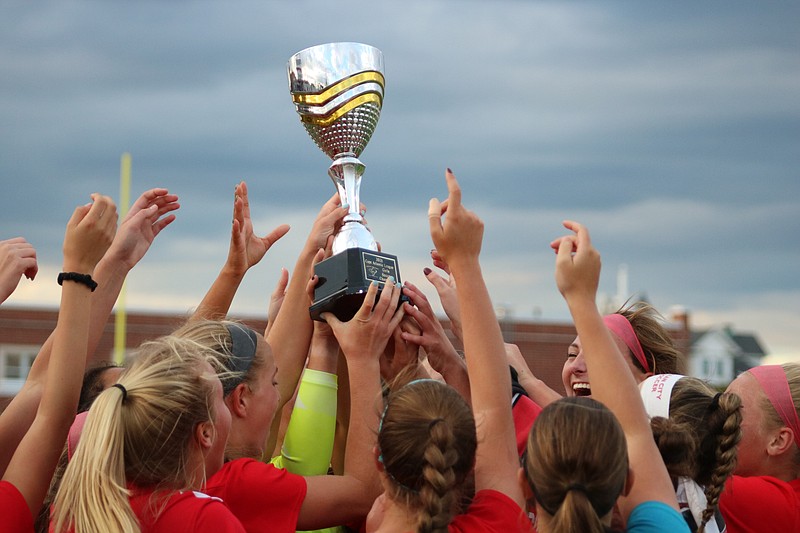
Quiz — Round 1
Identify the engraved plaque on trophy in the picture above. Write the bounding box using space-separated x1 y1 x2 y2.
288 42 404 321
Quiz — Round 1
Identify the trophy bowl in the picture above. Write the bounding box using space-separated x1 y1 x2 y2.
288 43 405 321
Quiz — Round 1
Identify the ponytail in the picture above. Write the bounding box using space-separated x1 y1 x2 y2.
51 336 220 533
524 398 627 533
549 488 607 533
52 384 134 532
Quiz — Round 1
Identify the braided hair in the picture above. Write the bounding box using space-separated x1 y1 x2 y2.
377 380 476 533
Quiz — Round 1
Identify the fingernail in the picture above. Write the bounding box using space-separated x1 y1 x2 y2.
371 280 379 287
446 167 452 174
423 267 432 275
395 281 402 289
342 203 349 209
360 209 366 216
386 276 395 284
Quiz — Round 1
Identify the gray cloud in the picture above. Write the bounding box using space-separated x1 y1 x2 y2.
2 0 798 356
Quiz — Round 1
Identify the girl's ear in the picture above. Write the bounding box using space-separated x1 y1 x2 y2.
517 467 534 501
621 467 635 497
767 427 796 457
195 420 215 450
226 382 249 418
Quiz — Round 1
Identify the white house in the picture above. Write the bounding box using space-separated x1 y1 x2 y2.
689 326 766 387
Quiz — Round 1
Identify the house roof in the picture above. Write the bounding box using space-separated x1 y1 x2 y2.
730 333 766 357
690 327 766 358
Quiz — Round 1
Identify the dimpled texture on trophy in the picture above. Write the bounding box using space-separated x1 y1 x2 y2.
288 42 405 321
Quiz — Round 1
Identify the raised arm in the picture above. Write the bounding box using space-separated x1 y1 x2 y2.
552 220 678 517
265 267 289 336
266 194 347 433
504 342 562 407
271 319 340 475
295 280 405 529
0 188 176 477
194 181 290 320
0 237 38 304
428 169 523 506
2 194 117 517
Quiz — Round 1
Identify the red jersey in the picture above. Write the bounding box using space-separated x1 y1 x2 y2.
52 488 244 533
204 458 307 533
0 480 34 533
719 475 800 532
512 393 542 457
449 489 534 532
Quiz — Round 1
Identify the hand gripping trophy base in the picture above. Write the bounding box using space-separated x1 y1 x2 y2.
310 247 404 322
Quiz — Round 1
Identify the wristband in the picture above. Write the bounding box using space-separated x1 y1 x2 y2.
57 272 97 292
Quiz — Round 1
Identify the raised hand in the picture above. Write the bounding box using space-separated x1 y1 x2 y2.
400 281 470 400
428 169 483 268
266 268 289 323
322 281 405 364
379 317 425 385
0 237 38 304
227 181 290 276
104 188 179 271
63 194 118 274
423 250 462 341
552 220 600 303
304 193 350 254
400 282 461 370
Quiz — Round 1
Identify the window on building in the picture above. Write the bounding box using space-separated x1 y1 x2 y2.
4 352 24 379
0 346 39 395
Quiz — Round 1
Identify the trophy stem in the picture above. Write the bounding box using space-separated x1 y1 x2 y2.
329 154 377 254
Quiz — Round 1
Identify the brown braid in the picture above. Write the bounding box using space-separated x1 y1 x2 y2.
698 392 742 532
417 419 459 533
377 380 476 533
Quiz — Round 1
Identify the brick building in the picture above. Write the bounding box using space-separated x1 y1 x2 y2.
0 305 691 408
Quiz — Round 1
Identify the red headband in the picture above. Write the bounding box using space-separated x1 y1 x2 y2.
603 314 650 373
67 411 89 460
748 365 800 448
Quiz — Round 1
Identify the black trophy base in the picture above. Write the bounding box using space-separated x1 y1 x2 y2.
310 247 407 322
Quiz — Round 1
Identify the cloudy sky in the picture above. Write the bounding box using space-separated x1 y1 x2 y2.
2 1 798 361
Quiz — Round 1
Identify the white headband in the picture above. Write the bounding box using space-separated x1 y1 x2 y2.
639 374 685 419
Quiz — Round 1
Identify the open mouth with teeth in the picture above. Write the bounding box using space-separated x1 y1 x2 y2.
572 382 592 397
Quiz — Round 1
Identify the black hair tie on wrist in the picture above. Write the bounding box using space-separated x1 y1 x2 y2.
58 272 98 292
112 383 128 403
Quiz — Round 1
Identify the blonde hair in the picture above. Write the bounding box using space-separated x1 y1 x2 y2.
653 378 742 532
524 397 628 533
52 335 220 533
172 319 261 393
171 319 262 459
616 302 685 375
378 380 476 533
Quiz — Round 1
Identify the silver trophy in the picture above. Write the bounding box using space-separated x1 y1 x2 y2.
288 42 404 321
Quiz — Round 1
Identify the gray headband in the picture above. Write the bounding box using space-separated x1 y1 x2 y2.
222 323 258 396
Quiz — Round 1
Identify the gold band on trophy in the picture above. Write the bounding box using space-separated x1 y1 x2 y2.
291 70 385 105
300 93 383 127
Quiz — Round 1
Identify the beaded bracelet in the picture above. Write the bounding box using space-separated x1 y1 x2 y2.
57 272 97 292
